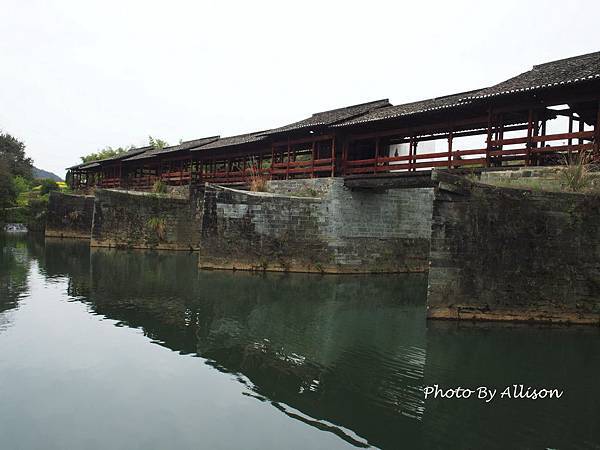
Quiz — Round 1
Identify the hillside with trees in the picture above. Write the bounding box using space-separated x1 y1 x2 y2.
0 132 63 229
33 167 62 181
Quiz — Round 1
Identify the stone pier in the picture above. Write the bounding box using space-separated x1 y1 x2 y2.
45 191 95 239
199 178 434 273
427 171 600 325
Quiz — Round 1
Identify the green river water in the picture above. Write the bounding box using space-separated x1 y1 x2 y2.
0 234 598 449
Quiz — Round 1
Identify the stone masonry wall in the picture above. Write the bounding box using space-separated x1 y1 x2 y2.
427 171 600 325
45 191 95 239
199 178 433 273
91 189 201 250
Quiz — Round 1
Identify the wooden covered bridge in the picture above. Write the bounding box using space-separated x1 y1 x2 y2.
67 51 600 191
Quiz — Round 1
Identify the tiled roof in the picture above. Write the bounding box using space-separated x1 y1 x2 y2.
333 91 480 128
123 136 219 161
264 99 391 135
67 161 100 170
192 131 269 151
463 51 600 100
66 162 89 170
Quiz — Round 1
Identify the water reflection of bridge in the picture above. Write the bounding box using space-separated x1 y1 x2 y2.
41 241 428 448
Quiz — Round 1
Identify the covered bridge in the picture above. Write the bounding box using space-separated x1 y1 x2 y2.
67 51 600 191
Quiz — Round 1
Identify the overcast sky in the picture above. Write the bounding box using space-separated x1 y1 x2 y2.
1 0 599 177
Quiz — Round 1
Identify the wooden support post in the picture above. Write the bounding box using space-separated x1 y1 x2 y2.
414 139 418 172
331 137 336 177
270 144 275 178
408 137 414 172
498 114 505 167
311 141 315 178
286 140 291 180
532 111 539 166
374 138 379 174
541 119 547 146
595 100 600 156
568 114 574 158
447 130 453 169
525 109 533 166
485 109 493 168
341 140 348 176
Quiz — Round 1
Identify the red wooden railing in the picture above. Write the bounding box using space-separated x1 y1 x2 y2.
271 158 333 177
91 130 596 190
97 177 121 188
344 131 595 175
199 158 333 184
344 149 486 174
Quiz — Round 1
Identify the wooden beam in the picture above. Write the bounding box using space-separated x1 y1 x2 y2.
344 172 436 189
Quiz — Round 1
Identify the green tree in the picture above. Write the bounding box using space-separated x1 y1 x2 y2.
148 136 168 150
0 132 33 179
13 175 31 195
80 145 134 163
39 179 59 196
0 158 17 208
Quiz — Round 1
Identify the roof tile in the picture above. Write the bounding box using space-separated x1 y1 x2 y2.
123 136 219 161
264 99 390 134
191 132 269 151
333 91 479 127
463 51 600 100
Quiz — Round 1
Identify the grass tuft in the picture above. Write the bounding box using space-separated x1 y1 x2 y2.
559 151 597 193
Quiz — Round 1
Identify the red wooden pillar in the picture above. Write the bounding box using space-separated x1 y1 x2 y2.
594 99 600 156
578 116 586 161
525 109 534 166
270 144 275 178
374 138 379 174
485 108 494 168
408 138 413 172
286 140 291 180
498 114 505 166
258 153 263 177
532 111 540 166
413 139 419 172
540 119 547 147
341 139 348 176
447 131 453 169
311 141 315 178
331 136 335 177
567 114 574 161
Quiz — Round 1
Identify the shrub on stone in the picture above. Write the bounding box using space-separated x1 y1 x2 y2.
152 180 167 194
147 217 167 241
249 175 269 192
